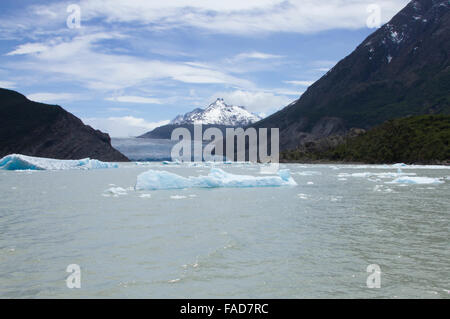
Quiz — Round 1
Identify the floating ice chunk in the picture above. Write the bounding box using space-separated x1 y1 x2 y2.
297 193 309 200
171 195 187 200
162 160 181 165
347 171 415 179
139 194 152 199
103 187 127 197
0 154 118 171
330 196 343 202
135 168 297 190
168 278 181 283
295 171 322 176
388 176 444 185
373 185 394 193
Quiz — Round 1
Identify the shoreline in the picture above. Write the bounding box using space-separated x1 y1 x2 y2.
280 159 450 166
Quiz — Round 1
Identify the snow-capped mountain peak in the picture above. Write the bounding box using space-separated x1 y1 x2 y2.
170 98 262 126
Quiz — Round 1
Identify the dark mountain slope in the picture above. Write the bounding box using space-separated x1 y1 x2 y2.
0 88 129 161
254 0 450 151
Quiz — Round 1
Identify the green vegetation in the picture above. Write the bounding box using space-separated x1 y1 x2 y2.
282 115 450 164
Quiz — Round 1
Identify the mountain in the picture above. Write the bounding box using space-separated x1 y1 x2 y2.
0 88 129 161
171 98 261 126
253 0 450 151
139 98 262 139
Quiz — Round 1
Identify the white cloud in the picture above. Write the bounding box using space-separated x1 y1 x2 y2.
26 92 78 103
273 89 304 96
284 80 315 86
10 33 253 91
6 43 48 56
107 107 132 112
0 0 409 38
84 116 170 137
106 95 163 104
235 52 283 60
211 90 293 114
315 67 331 72
23 0 409 35
0 81 16 89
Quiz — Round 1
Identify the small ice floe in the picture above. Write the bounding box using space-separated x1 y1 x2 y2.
330 196 343 202
307 181 314 185
118 280 137 288
0 154 118 171
11 187 17 190
139 194 152 199
162 160 181 165
340 169 415 181
373 185 394 193
171 195 187 200
103 187 128 197
387 176 445 185
297 193 309 200
294 171 322 176
168 278 181 283
136 168 297 190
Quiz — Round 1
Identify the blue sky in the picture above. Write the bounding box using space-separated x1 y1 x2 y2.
0 0 409 137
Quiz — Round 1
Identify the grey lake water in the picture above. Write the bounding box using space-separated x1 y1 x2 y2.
0 162 449 298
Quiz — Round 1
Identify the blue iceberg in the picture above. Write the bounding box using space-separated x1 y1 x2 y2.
0 154 118 171
135 168 297 190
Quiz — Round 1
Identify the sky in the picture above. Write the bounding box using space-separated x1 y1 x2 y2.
0 0 410 137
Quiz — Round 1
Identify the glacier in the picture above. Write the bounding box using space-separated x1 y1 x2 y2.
0 154 118 171
135 168 297 190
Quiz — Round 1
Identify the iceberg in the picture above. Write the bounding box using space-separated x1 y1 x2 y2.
103 187 128 197
0 154 118 171
135 168 297 190
388 176 445 185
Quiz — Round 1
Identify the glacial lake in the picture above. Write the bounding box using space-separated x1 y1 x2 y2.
0 162 449 298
